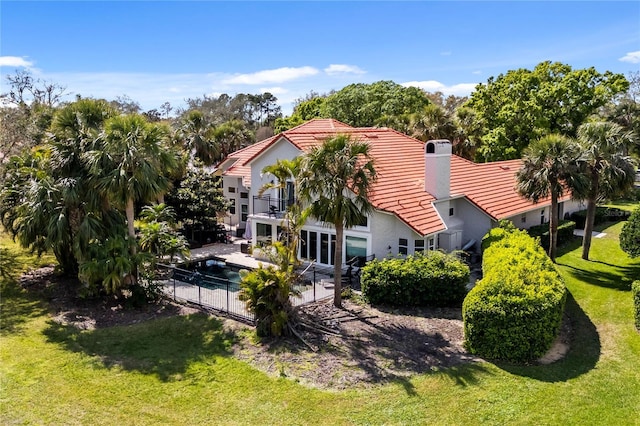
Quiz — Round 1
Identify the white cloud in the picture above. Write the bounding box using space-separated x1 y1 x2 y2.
401 80 479 96
222 66 319 85
440 51 452 56
472 70 482 75
324 64 366 76
0 56 34 68
619 50 640 64
259 87 288 95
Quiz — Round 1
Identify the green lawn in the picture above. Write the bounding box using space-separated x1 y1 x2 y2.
2 215 640 425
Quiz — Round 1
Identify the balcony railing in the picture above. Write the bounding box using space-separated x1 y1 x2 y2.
252 195 295 218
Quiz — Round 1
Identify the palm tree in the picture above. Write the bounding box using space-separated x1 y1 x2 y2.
213 119 254 163
409 104 455 142
516 134 585 261
87 114 177 267
575 121 636 260
177 110 217 165
298 134 376 308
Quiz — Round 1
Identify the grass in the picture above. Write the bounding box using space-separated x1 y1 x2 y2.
2 211 640 425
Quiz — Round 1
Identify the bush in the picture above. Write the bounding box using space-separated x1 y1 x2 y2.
620 207 640 258
527 220 576 250
463 229 567 362
633 280 640 331
361 250 469 307
570 207 630 229
481 220 517 252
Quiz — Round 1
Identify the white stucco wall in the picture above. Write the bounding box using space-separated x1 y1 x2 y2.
221 176 245 229
249 138 302 210
506 199 586 230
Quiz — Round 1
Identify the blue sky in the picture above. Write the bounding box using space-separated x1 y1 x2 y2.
1 1 639 115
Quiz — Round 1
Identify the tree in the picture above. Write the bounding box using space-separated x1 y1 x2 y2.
138 204 189 265
176 110 217 165
212 119 254 162
239 158 306 337
0 70 64 174
516 134 585 261
409 104 456 142
320 81 431 128
87 114 177 274
620 206 640 258
274 96 327 133
575 121 636 260
0 99 119 278
465 61 629 161
298 134 376 308
165 165 229 240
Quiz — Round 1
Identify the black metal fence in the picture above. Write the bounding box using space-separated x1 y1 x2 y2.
156 262 337 324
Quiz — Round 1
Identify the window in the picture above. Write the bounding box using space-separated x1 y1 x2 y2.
346 236 367 267
309 231 318 261
427 237 435 251
320 233 329 264
241 204 248 222
300 230 308 259
355 215 368 227
228 187 236 193
415 239 425 253
256 223 272 246
521 214 527 223
449 207 454 216
540 209 545 225
229 199 236 215
399 238 408 255
240 192 248 199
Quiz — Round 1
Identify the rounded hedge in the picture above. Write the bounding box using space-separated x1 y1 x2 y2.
463 229 567 362
360 250 469 307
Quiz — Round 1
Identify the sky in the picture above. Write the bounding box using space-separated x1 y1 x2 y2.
1 1 639 116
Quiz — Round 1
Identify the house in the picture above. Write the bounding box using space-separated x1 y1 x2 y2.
217 119 582 268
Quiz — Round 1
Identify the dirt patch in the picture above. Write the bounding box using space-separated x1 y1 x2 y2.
16 266 570 389
19 266 199 330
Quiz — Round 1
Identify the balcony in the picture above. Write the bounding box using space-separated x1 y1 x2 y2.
252 195 295 219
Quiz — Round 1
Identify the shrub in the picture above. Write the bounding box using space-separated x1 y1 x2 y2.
481 221 519 252
463 230 567 362
361 250 469 307
570 207 630 229
620 207 640 258
527 220 576 250
633 280 640 331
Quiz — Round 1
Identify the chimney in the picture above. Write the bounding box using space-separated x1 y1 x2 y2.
424 139 452 199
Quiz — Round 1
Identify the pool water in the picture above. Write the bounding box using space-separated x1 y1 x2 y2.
175 259 244 290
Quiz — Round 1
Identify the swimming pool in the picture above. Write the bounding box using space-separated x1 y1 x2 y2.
174 259 246 290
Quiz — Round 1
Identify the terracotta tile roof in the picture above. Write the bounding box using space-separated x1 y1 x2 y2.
221 136 277 187
450 156 571 220
223 119 565 235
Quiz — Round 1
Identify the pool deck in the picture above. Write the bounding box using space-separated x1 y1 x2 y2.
162 239 335 320
188 239 269 270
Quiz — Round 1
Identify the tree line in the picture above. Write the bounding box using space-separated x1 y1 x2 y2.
0 60 638 304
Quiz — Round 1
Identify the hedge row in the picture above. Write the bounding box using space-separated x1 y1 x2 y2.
633 280 640 331
463 229 567 362
526 220 576 250
570 207 630 229
360 250 469 307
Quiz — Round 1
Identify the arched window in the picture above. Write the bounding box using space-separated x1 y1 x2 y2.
426 142 435 154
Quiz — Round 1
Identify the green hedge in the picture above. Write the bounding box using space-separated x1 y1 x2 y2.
463 229 567 362
570 207 630 229
633 280 640 331
360 250 469 307
526 220 576 250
